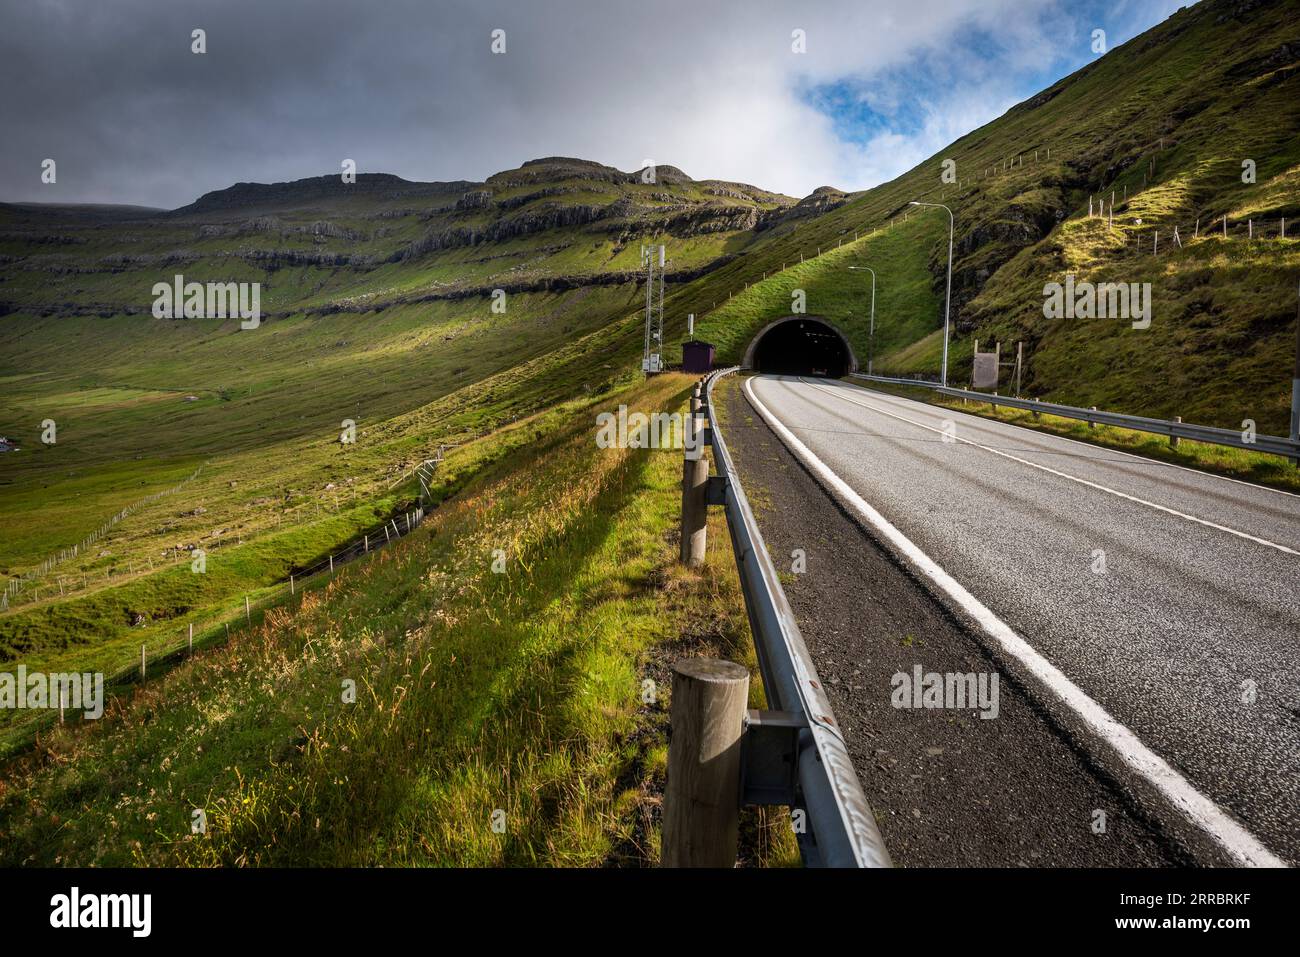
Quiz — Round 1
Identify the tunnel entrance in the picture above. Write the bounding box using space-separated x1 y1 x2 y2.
744 316 855 377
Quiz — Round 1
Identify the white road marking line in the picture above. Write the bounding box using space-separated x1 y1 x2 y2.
846 377 1300 501
744 374 1287 868
789 378 1300 558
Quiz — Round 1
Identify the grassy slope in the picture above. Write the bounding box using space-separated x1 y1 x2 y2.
689 214 944 373
957 0 1300 431
0 291 638 669
0 373 798 866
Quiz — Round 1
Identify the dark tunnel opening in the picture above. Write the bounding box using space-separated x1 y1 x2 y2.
750 318 852 377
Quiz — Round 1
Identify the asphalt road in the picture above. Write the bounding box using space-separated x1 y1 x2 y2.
737 373 1300 866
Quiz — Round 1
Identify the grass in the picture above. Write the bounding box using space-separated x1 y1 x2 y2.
0 155 779 695
0 372 799 866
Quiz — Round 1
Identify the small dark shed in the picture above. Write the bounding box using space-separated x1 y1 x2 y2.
681 340 715 374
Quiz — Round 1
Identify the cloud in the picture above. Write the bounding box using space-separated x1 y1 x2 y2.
0 0 1188 207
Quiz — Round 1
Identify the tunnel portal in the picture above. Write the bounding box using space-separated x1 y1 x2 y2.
744 316 856 377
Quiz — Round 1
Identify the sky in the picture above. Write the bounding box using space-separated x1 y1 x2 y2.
0 0 1193 208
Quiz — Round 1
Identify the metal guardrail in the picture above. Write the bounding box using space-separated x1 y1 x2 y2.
702 367 891 868
850 373 1300 462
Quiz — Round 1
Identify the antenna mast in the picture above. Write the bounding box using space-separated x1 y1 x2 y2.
642 243 665 374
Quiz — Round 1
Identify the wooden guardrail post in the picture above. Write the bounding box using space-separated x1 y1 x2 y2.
663 658 749 867
680 385 708 567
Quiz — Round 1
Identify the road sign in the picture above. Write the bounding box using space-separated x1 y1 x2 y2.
973 352 999 389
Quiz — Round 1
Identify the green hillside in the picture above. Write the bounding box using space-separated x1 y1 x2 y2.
0 158 790 674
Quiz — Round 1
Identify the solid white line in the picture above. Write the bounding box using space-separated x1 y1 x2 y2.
794 378 1300 557
847 376 1300 501
744 374 1287 868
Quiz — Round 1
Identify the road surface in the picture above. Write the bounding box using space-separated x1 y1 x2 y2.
733 373 1299 866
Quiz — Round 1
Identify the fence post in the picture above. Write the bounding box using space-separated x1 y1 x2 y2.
245 596 251 623
1170 416 1182 448
141 644 146 681
680 387 709 567
662 658 749 867
1089 407 1097 429
189 622 193 654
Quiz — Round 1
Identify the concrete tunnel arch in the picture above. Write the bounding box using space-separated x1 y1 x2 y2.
742 315 858 377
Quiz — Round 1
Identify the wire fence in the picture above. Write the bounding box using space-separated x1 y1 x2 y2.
0 435 477 614
3 463 208 609
1 460 439 753
1 475 378 612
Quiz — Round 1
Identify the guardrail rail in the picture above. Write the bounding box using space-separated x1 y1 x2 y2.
850 372 1300 462
695 366 891 868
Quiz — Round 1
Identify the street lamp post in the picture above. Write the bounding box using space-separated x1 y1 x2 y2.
910 201 955 387
847 265 876 375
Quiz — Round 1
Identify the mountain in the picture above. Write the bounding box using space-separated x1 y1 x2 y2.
0 157 794 323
